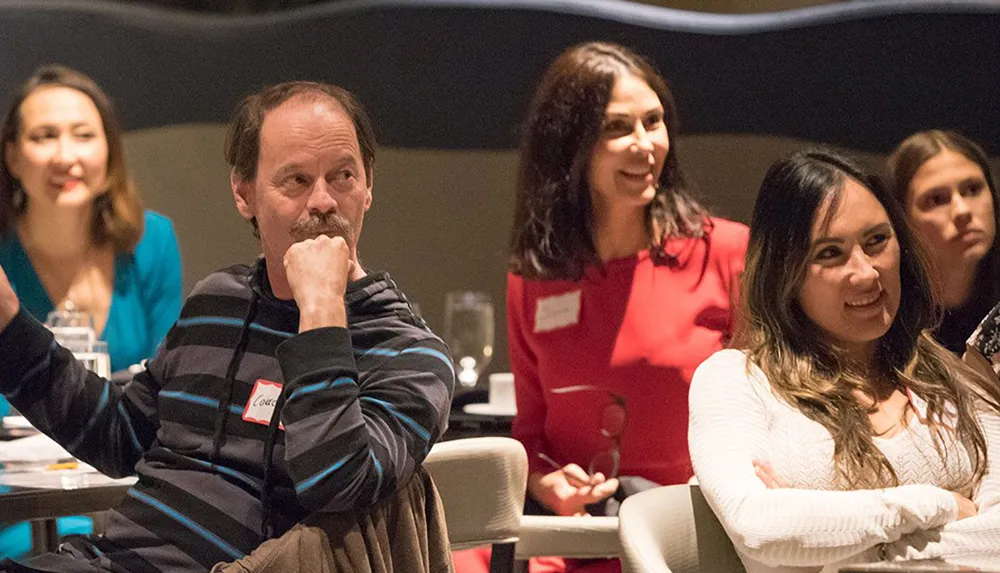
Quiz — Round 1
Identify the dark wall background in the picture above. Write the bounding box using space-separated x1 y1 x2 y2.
2 0 998 152
1 0 997 379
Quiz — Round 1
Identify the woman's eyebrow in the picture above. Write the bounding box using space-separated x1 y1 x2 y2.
863 222 893 236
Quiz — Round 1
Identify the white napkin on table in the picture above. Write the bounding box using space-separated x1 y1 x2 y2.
0 432 73 463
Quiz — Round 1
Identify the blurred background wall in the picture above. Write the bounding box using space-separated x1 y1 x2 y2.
5 0 997 380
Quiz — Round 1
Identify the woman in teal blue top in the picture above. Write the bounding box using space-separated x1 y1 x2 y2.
0 65 182 559
0 209 182 373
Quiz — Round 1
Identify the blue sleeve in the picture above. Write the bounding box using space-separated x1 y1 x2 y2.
135 211 183 358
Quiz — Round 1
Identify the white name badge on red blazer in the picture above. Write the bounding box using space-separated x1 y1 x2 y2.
534 290 581 333
243 379 285 430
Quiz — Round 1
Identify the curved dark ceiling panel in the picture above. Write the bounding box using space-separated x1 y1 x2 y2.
0 0 996 152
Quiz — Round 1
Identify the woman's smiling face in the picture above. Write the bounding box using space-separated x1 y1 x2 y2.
796 178 901 361
587 73 669 220
4 86 109 211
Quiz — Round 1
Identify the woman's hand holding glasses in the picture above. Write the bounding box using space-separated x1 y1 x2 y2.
527 456 619 517
526 384 627 515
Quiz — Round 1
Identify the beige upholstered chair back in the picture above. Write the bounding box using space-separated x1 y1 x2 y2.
423 437 527 551
618 484 746 573
514 514 620 561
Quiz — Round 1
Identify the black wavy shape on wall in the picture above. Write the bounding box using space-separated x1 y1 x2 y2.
0 0 997 152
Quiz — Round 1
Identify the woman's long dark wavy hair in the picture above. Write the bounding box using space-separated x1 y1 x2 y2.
0 64 144 252
734 148 1000 490
509 41 707 281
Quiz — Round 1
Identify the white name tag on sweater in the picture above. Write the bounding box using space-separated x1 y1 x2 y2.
243 379 284 430
534 290 581 333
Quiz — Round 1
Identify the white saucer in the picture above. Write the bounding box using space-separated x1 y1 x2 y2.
462 403 516 417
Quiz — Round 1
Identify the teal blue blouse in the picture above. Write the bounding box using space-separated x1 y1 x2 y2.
0 210 182 416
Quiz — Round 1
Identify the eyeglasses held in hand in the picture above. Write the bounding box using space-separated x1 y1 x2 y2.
537 385 627 479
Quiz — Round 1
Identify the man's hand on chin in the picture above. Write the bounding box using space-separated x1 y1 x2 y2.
0 265 20 331
283 235 355 333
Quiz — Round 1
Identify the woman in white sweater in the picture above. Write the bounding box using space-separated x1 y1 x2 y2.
689 149 1000 572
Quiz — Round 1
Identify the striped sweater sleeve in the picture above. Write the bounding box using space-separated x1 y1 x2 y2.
0 308 159 477
276 325 453 513
689 349 958 568
884 408 1000 561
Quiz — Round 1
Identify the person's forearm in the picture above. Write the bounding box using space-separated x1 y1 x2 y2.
887 409 1000 561
297 298 347 332
276 328 453 512
886 511 1000 561
0 309 148 476
698 482 958 567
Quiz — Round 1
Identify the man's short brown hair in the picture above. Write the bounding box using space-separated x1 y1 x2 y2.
225 82 376 185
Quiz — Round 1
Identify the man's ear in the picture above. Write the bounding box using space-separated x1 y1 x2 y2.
364 167 373 211
231 169 255 221
4 143 21 180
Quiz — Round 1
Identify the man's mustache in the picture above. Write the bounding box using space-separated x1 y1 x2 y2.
289 213 352 242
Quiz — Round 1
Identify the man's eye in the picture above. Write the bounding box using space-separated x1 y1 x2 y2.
285 174 308 187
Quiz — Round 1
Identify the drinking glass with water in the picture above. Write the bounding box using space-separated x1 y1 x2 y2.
443 291 494 388
75 340 112 379
45 310 111 378
45 308 96 353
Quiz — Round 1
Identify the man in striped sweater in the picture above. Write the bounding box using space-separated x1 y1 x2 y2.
0 82 455 572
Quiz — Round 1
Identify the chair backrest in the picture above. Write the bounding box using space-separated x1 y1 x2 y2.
514 514 620 560
618 484 746 573
423 437 527 551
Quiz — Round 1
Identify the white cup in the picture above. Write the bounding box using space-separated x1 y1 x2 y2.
488 372 516 413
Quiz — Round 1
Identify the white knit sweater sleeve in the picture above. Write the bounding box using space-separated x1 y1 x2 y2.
689 349 959 568
884 407 1000 561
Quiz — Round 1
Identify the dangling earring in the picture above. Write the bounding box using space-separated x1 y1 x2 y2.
11 181 25 212
93 190 112 214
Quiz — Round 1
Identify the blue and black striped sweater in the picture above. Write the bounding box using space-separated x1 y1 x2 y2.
0 261 455 572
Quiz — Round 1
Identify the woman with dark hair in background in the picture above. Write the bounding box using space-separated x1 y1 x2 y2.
888 130 1000 354
0 64 182 559
690 148 1000 572
480 41 747 573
